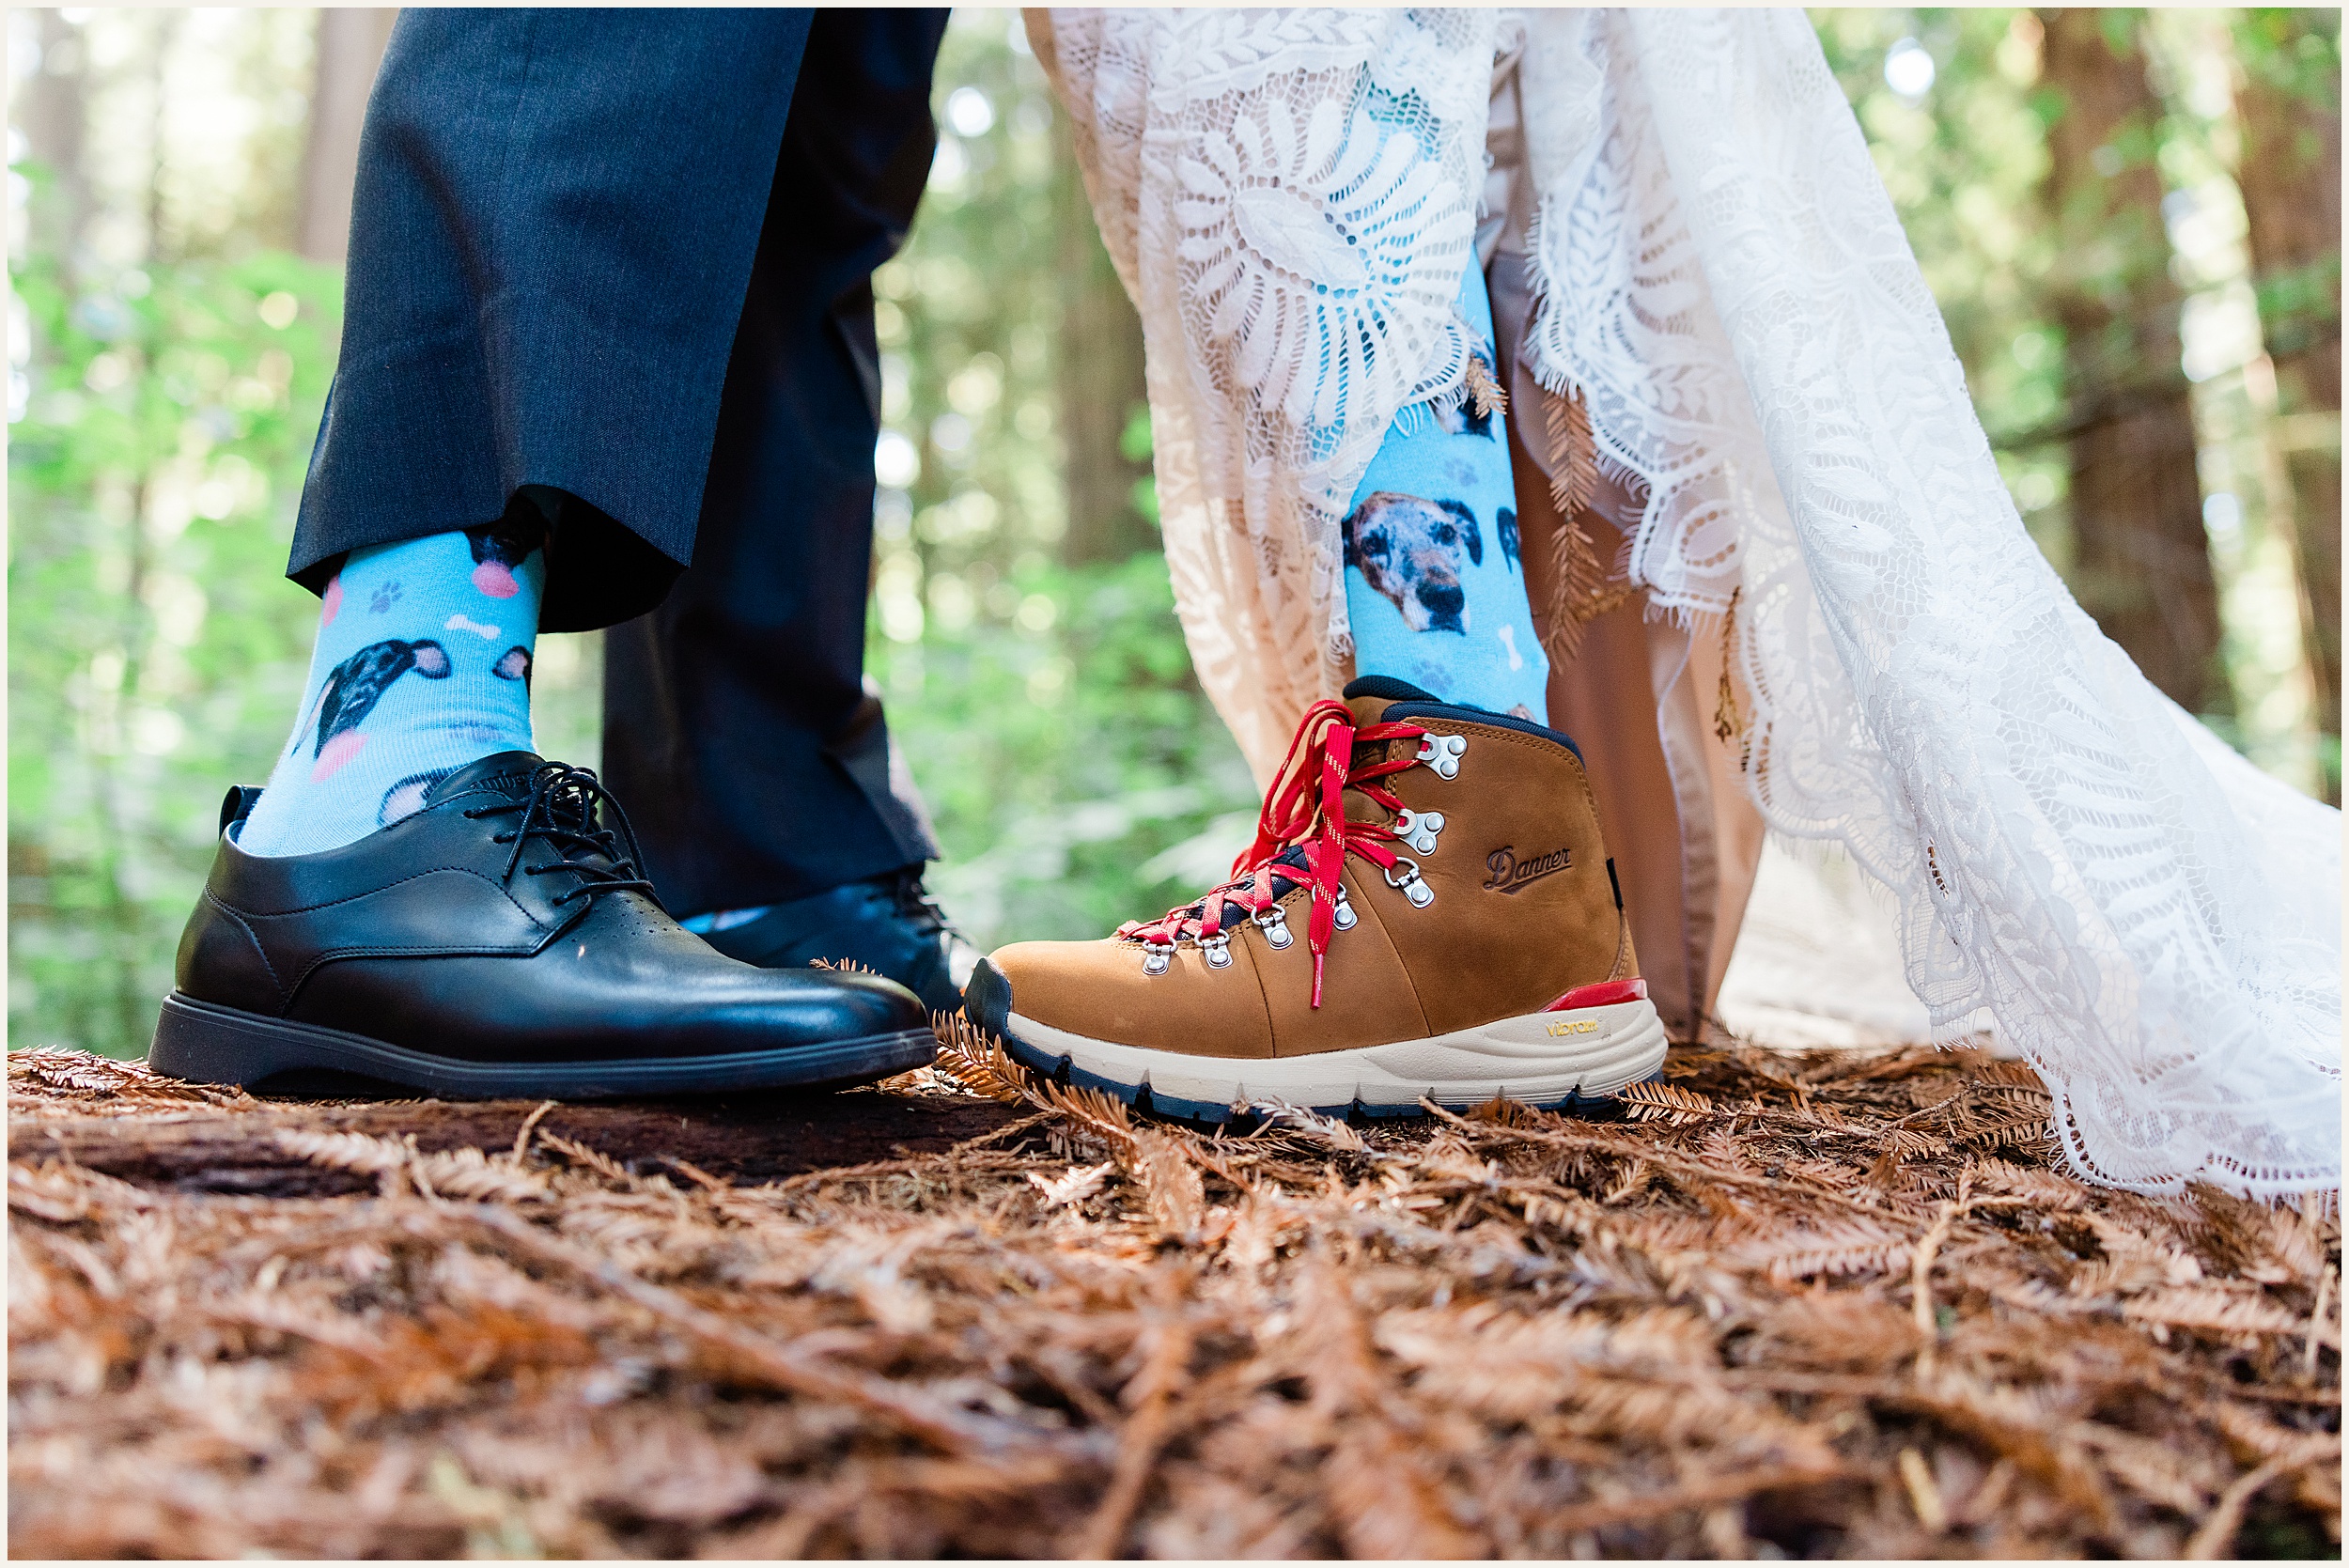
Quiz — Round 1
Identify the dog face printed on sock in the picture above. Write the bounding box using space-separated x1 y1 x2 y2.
492 645 532 686
465 520 545 599
1498 506 1520 573
301 638 452 779
379 766 459 828
1345 491 1484 634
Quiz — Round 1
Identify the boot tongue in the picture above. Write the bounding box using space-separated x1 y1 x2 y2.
423 751 547 807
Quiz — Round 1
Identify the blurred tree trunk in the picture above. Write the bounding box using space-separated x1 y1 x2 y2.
296 8 397 264
1050 110 1152 566
2233 8 2342 775
2040 8 2228 715
18 12 91 271
11 12 91 1041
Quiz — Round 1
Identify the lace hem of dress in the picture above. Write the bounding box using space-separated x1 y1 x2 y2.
1041 4 2342 1197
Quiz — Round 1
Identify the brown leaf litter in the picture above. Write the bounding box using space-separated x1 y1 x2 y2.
8 1031 2339 1558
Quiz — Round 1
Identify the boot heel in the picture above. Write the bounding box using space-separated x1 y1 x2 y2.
149 993 338 1088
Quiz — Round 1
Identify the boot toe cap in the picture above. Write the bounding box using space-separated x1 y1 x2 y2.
969 939 1271 1056
964 954 1017 1039
971 939 1133 1042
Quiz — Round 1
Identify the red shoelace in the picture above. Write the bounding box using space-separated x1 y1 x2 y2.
1118 699 1430 1007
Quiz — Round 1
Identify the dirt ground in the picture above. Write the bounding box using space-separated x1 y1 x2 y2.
8 1025 2340 1559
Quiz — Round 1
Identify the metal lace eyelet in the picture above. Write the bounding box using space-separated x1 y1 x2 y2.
1142 943 1173 976
1416 733 1467 779
1253 906 1293 950
1332 889 1358 931
1393 807 1444 855
1385 856 1434 908
1202 932 1233 969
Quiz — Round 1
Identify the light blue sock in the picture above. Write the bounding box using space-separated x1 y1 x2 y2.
1342 256 1551 722
237 522 546 857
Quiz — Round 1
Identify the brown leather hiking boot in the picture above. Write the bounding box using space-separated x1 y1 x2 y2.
964 677 1666 1122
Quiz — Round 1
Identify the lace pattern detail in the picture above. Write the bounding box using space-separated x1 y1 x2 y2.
1038 8 1497 779
1518 11 1747 624
1625 8 2339 1193
1044 6 2342 1195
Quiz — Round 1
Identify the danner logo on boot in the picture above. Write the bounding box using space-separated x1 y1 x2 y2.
1483 844 1573 894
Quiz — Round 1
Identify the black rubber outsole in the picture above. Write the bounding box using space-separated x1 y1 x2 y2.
149 993 938 1101
989 1016 1657 1131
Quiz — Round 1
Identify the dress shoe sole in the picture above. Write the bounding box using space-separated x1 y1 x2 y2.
149 993 937 1101
967 955 1666 1126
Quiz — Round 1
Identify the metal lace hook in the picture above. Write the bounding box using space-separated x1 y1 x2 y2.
1384 855 1434 908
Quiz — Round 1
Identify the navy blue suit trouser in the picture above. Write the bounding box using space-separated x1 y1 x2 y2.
288 8 949 916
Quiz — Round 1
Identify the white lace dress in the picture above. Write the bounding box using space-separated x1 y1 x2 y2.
1027 7 2342 1198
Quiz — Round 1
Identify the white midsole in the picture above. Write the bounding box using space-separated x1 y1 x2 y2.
1004 997 1668 1110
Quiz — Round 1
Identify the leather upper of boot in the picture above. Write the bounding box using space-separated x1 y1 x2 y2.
984 685 1639 1057
699 869 979 1015
176 752 925 1063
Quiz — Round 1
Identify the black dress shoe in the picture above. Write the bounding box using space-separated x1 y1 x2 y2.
696 869 979 1014
151 753 935 1099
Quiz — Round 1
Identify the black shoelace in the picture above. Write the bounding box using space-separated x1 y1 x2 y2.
463 763 660 908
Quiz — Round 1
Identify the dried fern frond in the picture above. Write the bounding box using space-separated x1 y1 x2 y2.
1462 350 1508 420
8 1037 2337 1560
1621 1081 1721 1126
929 1011 1036 1106
1026 1161 1114 1211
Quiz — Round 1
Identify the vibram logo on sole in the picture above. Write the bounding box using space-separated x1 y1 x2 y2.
1547 1018 1599 1036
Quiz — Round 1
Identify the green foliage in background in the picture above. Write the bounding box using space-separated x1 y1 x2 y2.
4 12 1259 1058
863 13 1258 954
1812 9 2074 563
8 235 342 1055
8 8 2333 1056
2232 9 2342 364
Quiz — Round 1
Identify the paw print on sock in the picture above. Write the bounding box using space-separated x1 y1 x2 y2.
492 645 533 686
296 638 452 781
369 581 403 614
320 574 343 627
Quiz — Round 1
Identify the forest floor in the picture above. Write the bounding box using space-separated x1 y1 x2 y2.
8 1024 2340 1560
